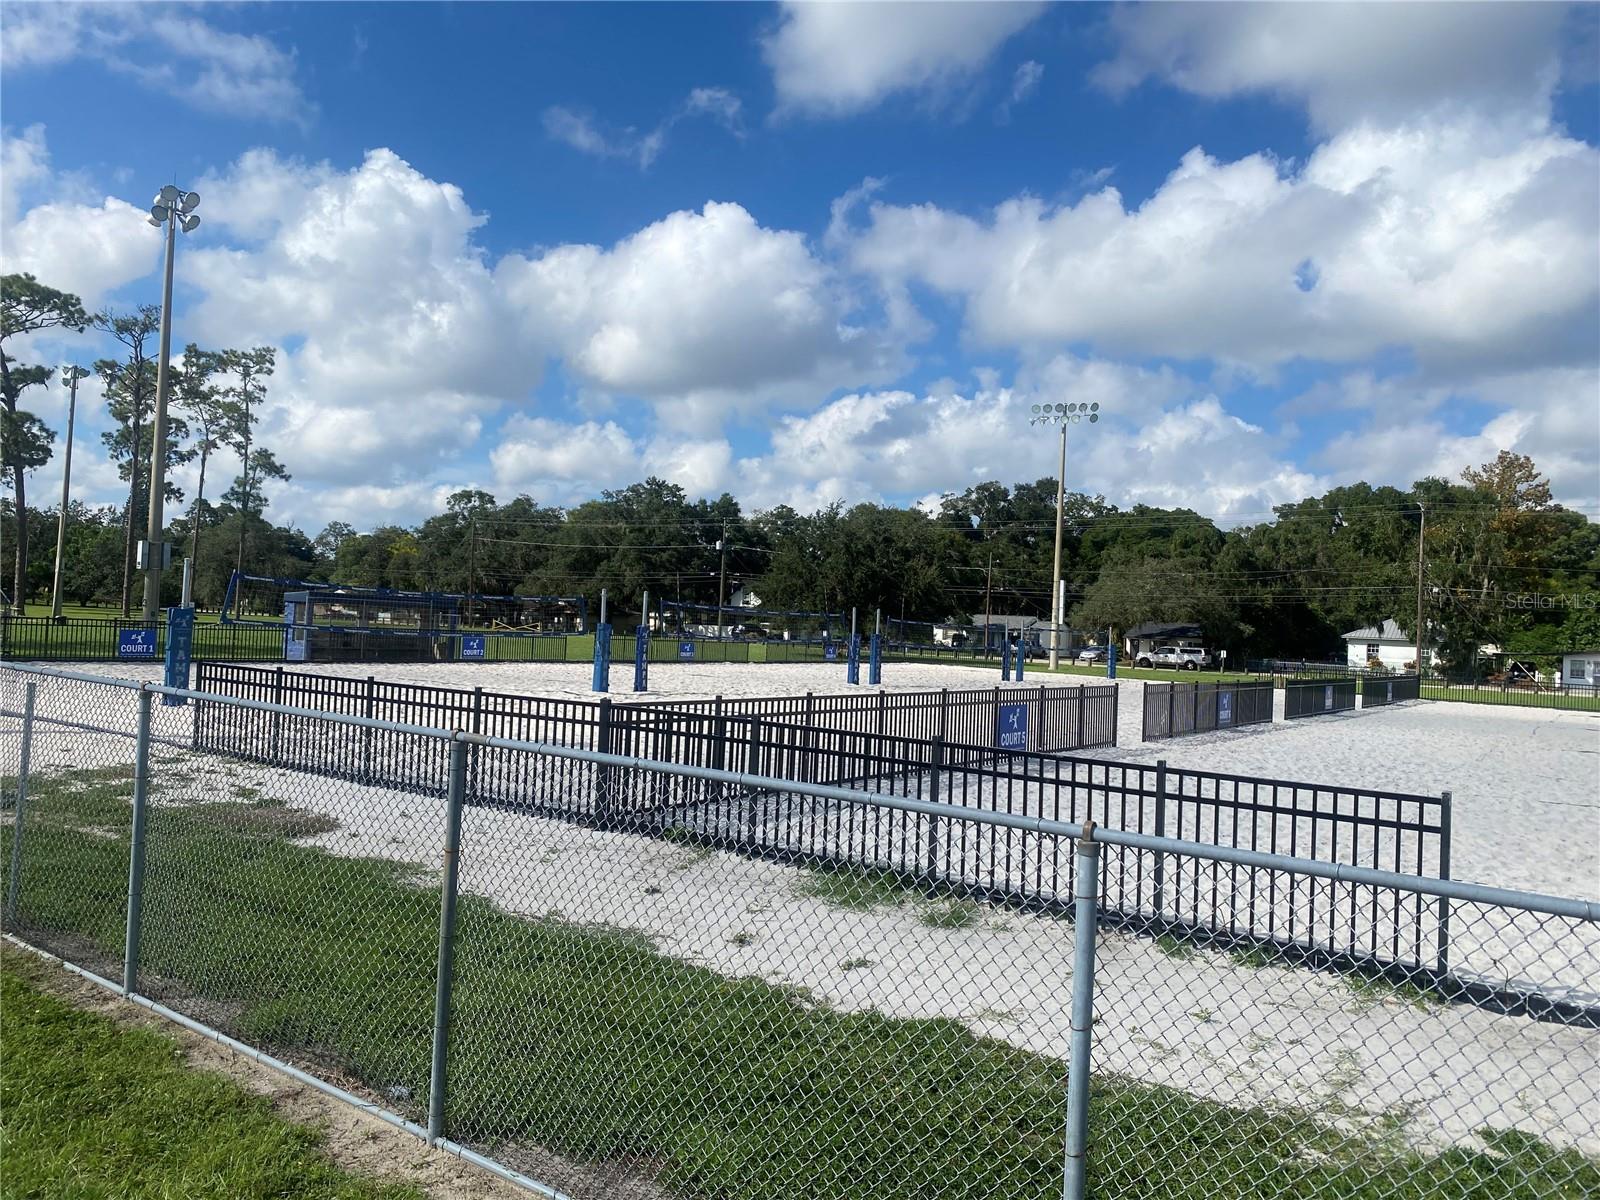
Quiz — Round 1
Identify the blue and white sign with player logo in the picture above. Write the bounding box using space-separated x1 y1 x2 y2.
996 702 1028 750
678 640 696 660
461 635 486 659
1217 689 1233 727
824 643 838 661
118 628 157 659
1324 684 1335 710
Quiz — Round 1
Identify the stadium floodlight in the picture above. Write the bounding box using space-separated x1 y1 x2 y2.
139 182 207 623
1024 398 1113 669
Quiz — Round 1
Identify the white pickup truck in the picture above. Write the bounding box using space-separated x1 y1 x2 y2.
1137 644 1213 670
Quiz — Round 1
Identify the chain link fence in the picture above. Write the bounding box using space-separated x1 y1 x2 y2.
2 664 1595 1200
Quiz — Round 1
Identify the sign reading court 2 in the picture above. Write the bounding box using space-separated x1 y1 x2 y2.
461 635 487 660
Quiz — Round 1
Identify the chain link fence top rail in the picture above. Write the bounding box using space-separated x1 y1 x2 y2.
2 663 1595 1200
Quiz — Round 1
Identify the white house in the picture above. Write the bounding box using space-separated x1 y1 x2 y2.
1342 619 1430 671
1561 650 1600 689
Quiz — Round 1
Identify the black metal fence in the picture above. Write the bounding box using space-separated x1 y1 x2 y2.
0 615 283 662
191 664 1116 757
1142 680 1274 740
1284 676 1359 719
181 668 1452 974
1360 674 1421 707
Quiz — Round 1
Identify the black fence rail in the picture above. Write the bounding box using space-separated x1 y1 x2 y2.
1249 658 1393 679
1142 680 1274 741
1360 674 1421 707
1285 676 1359 719
640 683 1116 755
0 615 286 663
187 663 1450 975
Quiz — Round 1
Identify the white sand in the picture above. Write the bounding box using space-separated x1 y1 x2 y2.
6 706 1593 1161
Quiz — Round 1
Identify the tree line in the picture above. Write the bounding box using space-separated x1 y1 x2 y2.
4 277 1597 671
2 273 289 616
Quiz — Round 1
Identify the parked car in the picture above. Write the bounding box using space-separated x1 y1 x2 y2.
1137 644 1213 670
1076 646 1108 664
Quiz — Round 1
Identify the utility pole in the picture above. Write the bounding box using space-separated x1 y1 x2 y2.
50 366 88 619
467 516 477 626
716 518 728 638
1415 502 1427 674
983 552 995 657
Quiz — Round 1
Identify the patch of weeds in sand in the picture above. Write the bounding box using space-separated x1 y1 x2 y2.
1229 945 1279 970
727 931 756 948
1155 933 1198 961
190 799 340 841
1342 970 1443 1012
796 864 912 912
838 957 874 972
920 900 980 930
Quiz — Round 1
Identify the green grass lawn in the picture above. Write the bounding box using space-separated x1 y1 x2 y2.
0 951 421 1200
5 764 1595 1200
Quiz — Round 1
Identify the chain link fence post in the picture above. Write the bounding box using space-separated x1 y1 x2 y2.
428 737 467 1144
1437 789 1453 975
1062 821 1101 1200
123 686 154 993
3 681 37 928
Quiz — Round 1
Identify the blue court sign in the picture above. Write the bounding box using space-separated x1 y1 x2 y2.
1324 684 1335 711
162 607 195 705
824 643 838 661
461 635 486 660
117 628 157 660
1217 689 1234 727
996 702 1028 750
678 640 696 660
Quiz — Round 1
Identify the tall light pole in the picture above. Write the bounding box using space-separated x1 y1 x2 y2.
141 185 201 622
1028 400 1104 670
50 365 89 619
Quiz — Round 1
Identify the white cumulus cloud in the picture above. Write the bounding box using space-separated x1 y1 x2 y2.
763 0 1046 116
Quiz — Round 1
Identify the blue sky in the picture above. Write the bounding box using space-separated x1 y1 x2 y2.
3 2 1597 535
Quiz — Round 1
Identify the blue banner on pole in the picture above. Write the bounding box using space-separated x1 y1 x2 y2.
868 633 882 686
678 639 695 660
1107 645 1117 679
592 624 612 692
996 702 1028 750
1000 640 1012 681
161 608 194 705
635 625 650 692
847 634 861 684
461 634 486 660
1012 640 1026 681
118 628 158 660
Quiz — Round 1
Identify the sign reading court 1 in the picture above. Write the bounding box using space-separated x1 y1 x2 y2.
996 702 1028 750
117 628 158 660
